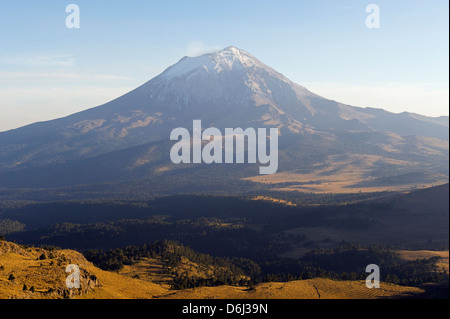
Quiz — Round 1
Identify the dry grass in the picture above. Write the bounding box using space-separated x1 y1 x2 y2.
0 241 166 299
396 250 449 273
156 278 424 299
119 257 172 287
244 153 447 193
119 256 248 288
0 241 94 299
77 265 167 299
252 196 297 206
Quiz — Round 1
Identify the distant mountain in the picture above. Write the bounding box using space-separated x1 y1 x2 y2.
0 47 448 192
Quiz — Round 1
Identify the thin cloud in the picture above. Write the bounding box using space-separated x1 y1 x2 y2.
185 42 222 57
0 71 133 82
0 54 76 68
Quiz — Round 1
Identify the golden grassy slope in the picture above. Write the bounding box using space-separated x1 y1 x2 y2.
76 265 167 299
0 241 430 299
244 154 448 194
396 250 449 273
118 255 245 288
0 241 91 299
118 257 172 287
156 278 424 299
0 241 166 299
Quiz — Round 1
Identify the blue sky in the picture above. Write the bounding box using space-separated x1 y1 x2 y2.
0 0 448 131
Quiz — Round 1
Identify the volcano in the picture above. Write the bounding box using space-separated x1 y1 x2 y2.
0 47 448 194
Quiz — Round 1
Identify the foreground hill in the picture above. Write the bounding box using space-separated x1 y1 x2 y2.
1 240 446 299
0 240 167 299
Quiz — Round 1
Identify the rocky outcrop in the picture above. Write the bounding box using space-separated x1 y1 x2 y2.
56 268 100 299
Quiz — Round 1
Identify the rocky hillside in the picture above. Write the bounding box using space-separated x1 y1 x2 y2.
0 240 166 299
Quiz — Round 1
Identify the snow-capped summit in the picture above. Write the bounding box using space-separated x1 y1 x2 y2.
161 46 270 79
133 46 318 120
210 46 264 71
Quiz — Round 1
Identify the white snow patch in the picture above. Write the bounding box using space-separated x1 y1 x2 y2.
161 47 262 79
